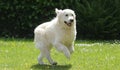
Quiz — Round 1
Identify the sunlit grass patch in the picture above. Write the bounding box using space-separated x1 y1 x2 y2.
0 38 120 70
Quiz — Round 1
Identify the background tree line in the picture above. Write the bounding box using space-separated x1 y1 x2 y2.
0 0 120 40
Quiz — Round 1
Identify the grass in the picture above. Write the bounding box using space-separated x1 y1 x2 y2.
0 38 120 70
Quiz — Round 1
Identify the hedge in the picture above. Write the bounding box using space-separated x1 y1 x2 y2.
0 0 120 39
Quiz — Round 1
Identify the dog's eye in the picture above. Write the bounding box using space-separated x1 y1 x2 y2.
65 14 68 17
71 14 73 16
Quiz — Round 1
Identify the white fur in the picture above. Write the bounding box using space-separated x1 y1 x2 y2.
34 8 77 65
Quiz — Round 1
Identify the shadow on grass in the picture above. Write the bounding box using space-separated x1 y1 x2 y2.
31 64 72 70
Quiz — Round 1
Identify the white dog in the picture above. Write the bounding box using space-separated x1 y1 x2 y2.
34 8 77 65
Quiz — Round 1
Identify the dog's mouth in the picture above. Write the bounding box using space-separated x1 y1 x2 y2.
64 21 72 26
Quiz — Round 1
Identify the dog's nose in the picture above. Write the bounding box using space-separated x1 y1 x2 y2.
70 19 74 22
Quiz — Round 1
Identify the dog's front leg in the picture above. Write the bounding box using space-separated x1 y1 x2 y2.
54 43 70 59
68 43 74 54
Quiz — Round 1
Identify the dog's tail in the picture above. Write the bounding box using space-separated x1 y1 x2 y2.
34 27 46 49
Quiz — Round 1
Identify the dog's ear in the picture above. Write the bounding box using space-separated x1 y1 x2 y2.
74 12 76 18
55 8 59 14
55 8 62 15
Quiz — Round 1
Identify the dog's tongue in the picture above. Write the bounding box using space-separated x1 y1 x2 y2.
64 21 72 26
66 22 73 26
67 23 71 26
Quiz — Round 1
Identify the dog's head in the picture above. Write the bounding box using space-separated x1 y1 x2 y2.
55 8 76 27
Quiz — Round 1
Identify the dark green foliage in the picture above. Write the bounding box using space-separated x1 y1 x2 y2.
75 0 120 39
0 0 120 39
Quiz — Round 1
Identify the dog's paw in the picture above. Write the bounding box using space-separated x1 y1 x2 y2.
38 61 44 65
69 48 74 54
65 51 70 59
66 55 70 60
52 62 57 65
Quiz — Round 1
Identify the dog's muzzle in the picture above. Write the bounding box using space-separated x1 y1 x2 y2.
64 19 74 26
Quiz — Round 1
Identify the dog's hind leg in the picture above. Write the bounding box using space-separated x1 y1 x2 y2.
38 52 44 64
44 49 57 65
35 43 45 65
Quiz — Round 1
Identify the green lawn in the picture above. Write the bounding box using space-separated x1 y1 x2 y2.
0 38 120 70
